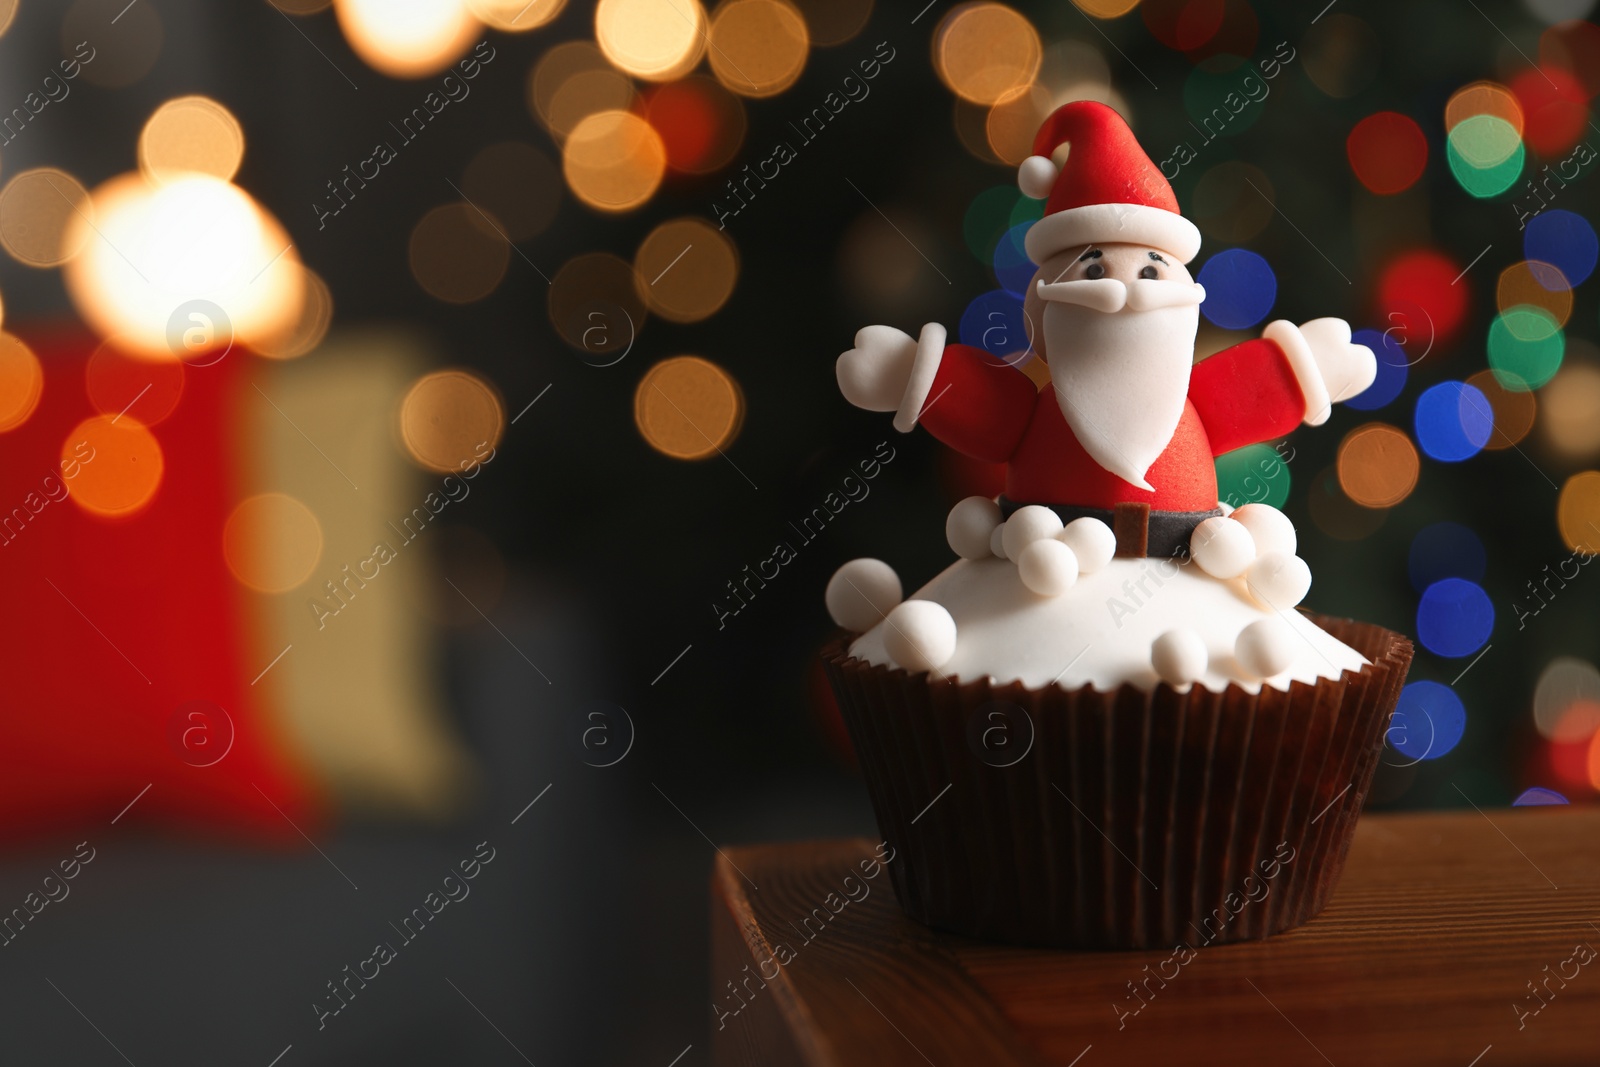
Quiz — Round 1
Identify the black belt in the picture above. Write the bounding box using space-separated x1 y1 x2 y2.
998 497 1221 559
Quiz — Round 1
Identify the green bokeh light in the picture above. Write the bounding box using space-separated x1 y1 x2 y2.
1216 443 1291 510
963 185 1023 261
1183 56 1267 140
1488 307 1564 391
1445 116 1524 198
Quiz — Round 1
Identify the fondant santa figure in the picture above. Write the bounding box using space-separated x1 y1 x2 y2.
837 102 1375 560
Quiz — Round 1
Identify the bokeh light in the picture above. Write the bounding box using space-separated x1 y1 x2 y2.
934 3 1042 106
1488 307 1564 390
1141 0 1225 51
1344 329 1407 410
1497 260 1572 328
62 172 303 360
1556 470 1600 553
0 332 43 433
1512 787 1569 806
545 65 638 141
959 290 1030 363
87 339 185 425
707 0 810 99
1445 81 1525 138
1532 657 1600 742
633 217 739 323
399 369 505 473
838 208 941 317
462 142 561 243
634 356 745 460
1414 380 1493 462
646 76 748 175
223 493 324 594
1416 578 1494 658
1337 423 1419 508
0 168 93 268
64 0 163 88
1377 249 1468 347
1215 442 1290 510
1308 464 1386 540
1539 18 1600 97
548 252 648 360
1073 0 1140 17
791 0 872 46
409 202 510 304
0 0 16 35
1191 162 1274 243
255 267 334 360
139 96 245 185
1196 248 1276 330
468 0 564 30
1388 680 1466 760
987 84 1055 165
1408 521 1485 594
1464 368 1536 450
1445 114 1524 198
1301 14 1380 98
595 0 706 81
63 415 164 517
562 111 667 213
1539 359 1600 460
992 222 1034 297
1523 209 1596 287
529 42 613 134
334 0 479 78
1346 112 1428 195
1510 66 1587 157
964 185 1027 261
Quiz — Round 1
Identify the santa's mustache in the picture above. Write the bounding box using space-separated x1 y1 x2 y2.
1035 276 1206 313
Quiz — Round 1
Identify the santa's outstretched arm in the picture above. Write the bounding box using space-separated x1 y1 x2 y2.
837 325 1035 461
1190 317 1377 456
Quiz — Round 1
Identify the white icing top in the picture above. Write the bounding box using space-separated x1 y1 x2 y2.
847 554 1367 695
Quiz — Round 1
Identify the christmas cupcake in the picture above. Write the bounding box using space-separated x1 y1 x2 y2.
823 102 1411 950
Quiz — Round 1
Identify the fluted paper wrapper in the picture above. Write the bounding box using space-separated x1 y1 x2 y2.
823 614 1413 950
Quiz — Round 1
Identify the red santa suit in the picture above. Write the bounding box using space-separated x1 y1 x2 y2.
917 337 1307 512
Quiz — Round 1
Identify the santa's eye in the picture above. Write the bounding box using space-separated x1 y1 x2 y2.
1139 265 1159 280
1085 262 1105 280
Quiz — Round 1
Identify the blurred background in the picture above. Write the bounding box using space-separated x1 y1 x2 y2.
0 0 1594 1061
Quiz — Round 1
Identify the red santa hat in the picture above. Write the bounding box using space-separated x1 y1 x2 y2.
1018 101 1201 266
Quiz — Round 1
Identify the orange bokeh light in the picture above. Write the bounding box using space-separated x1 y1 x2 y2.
63 415 164 517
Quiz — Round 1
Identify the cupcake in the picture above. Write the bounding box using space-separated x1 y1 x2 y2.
823 101 1411 950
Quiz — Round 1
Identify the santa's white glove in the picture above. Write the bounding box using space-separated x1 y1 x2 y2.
836 325 919 412
1263 317 1377 427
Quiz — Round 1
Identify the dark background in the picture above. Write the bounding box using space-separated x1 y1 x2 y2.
0 0 1594 1062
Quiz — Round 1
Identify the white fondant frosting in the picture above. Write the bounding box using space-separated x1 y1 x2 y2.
847 555 1366 694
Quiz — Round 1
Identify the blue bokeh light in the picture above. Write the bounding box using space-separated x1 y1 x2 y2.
993 222 1035 298
1524 209 1597 287
959 289 1032 362
1197 248 1277 330
1415 381 1493 462
1416 578 1494 658
1408 521 1486 594
1512 787 1569 807
1387 681 1466 761
1346 328 1409 410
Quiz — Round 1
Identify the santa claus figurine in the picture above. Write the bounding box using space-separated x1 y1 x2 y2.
837 101 1375 560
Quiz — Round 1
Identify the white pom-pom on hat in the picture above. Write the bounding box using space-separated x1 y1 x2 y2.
883 600 957 673
825 558 902 632
1018 155 1058 200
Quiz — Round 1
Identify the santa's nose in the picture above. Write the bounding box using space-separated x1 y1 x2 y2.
1035 277 1126 312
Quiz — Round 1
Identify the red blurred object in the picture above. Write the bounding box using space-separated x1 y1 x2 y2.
1375 249 1468 355
1511 66 1589 158
1142 0 1226 53
0 329 319 840
1179 0 1257 63
1540 20 1600 100
1346 112 1428 195
1534 735 1595 796
938 444 1007 504
645 75 747 175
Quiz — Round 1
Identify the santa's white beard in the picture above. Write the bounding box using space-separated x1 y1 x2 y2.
1045 300 1199 492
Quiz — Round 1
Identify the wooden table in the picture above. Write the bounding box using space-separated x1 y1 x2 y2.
710 809 1600 1066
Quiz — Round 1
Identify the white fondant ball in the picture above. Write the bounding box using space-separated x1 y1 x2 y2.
1057 517 1116 573
1191 516 1256 579
990 524 1008 560
883 600 957 673
1017 539 1079 596
1232 503 1297 557
825 558 902 632
946 496 1001 560
1246 552 1312 611
1151 629 1208 687
1017 155 1057 199
1001 505 1064 561
1235 618 1295 679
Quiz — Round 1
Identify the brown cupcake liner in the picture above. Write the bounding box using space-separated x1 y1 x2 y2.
823 613 1413 950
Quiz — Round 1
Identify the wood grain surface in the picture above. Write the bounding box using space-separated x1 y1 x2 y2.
711 809 1600 1067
